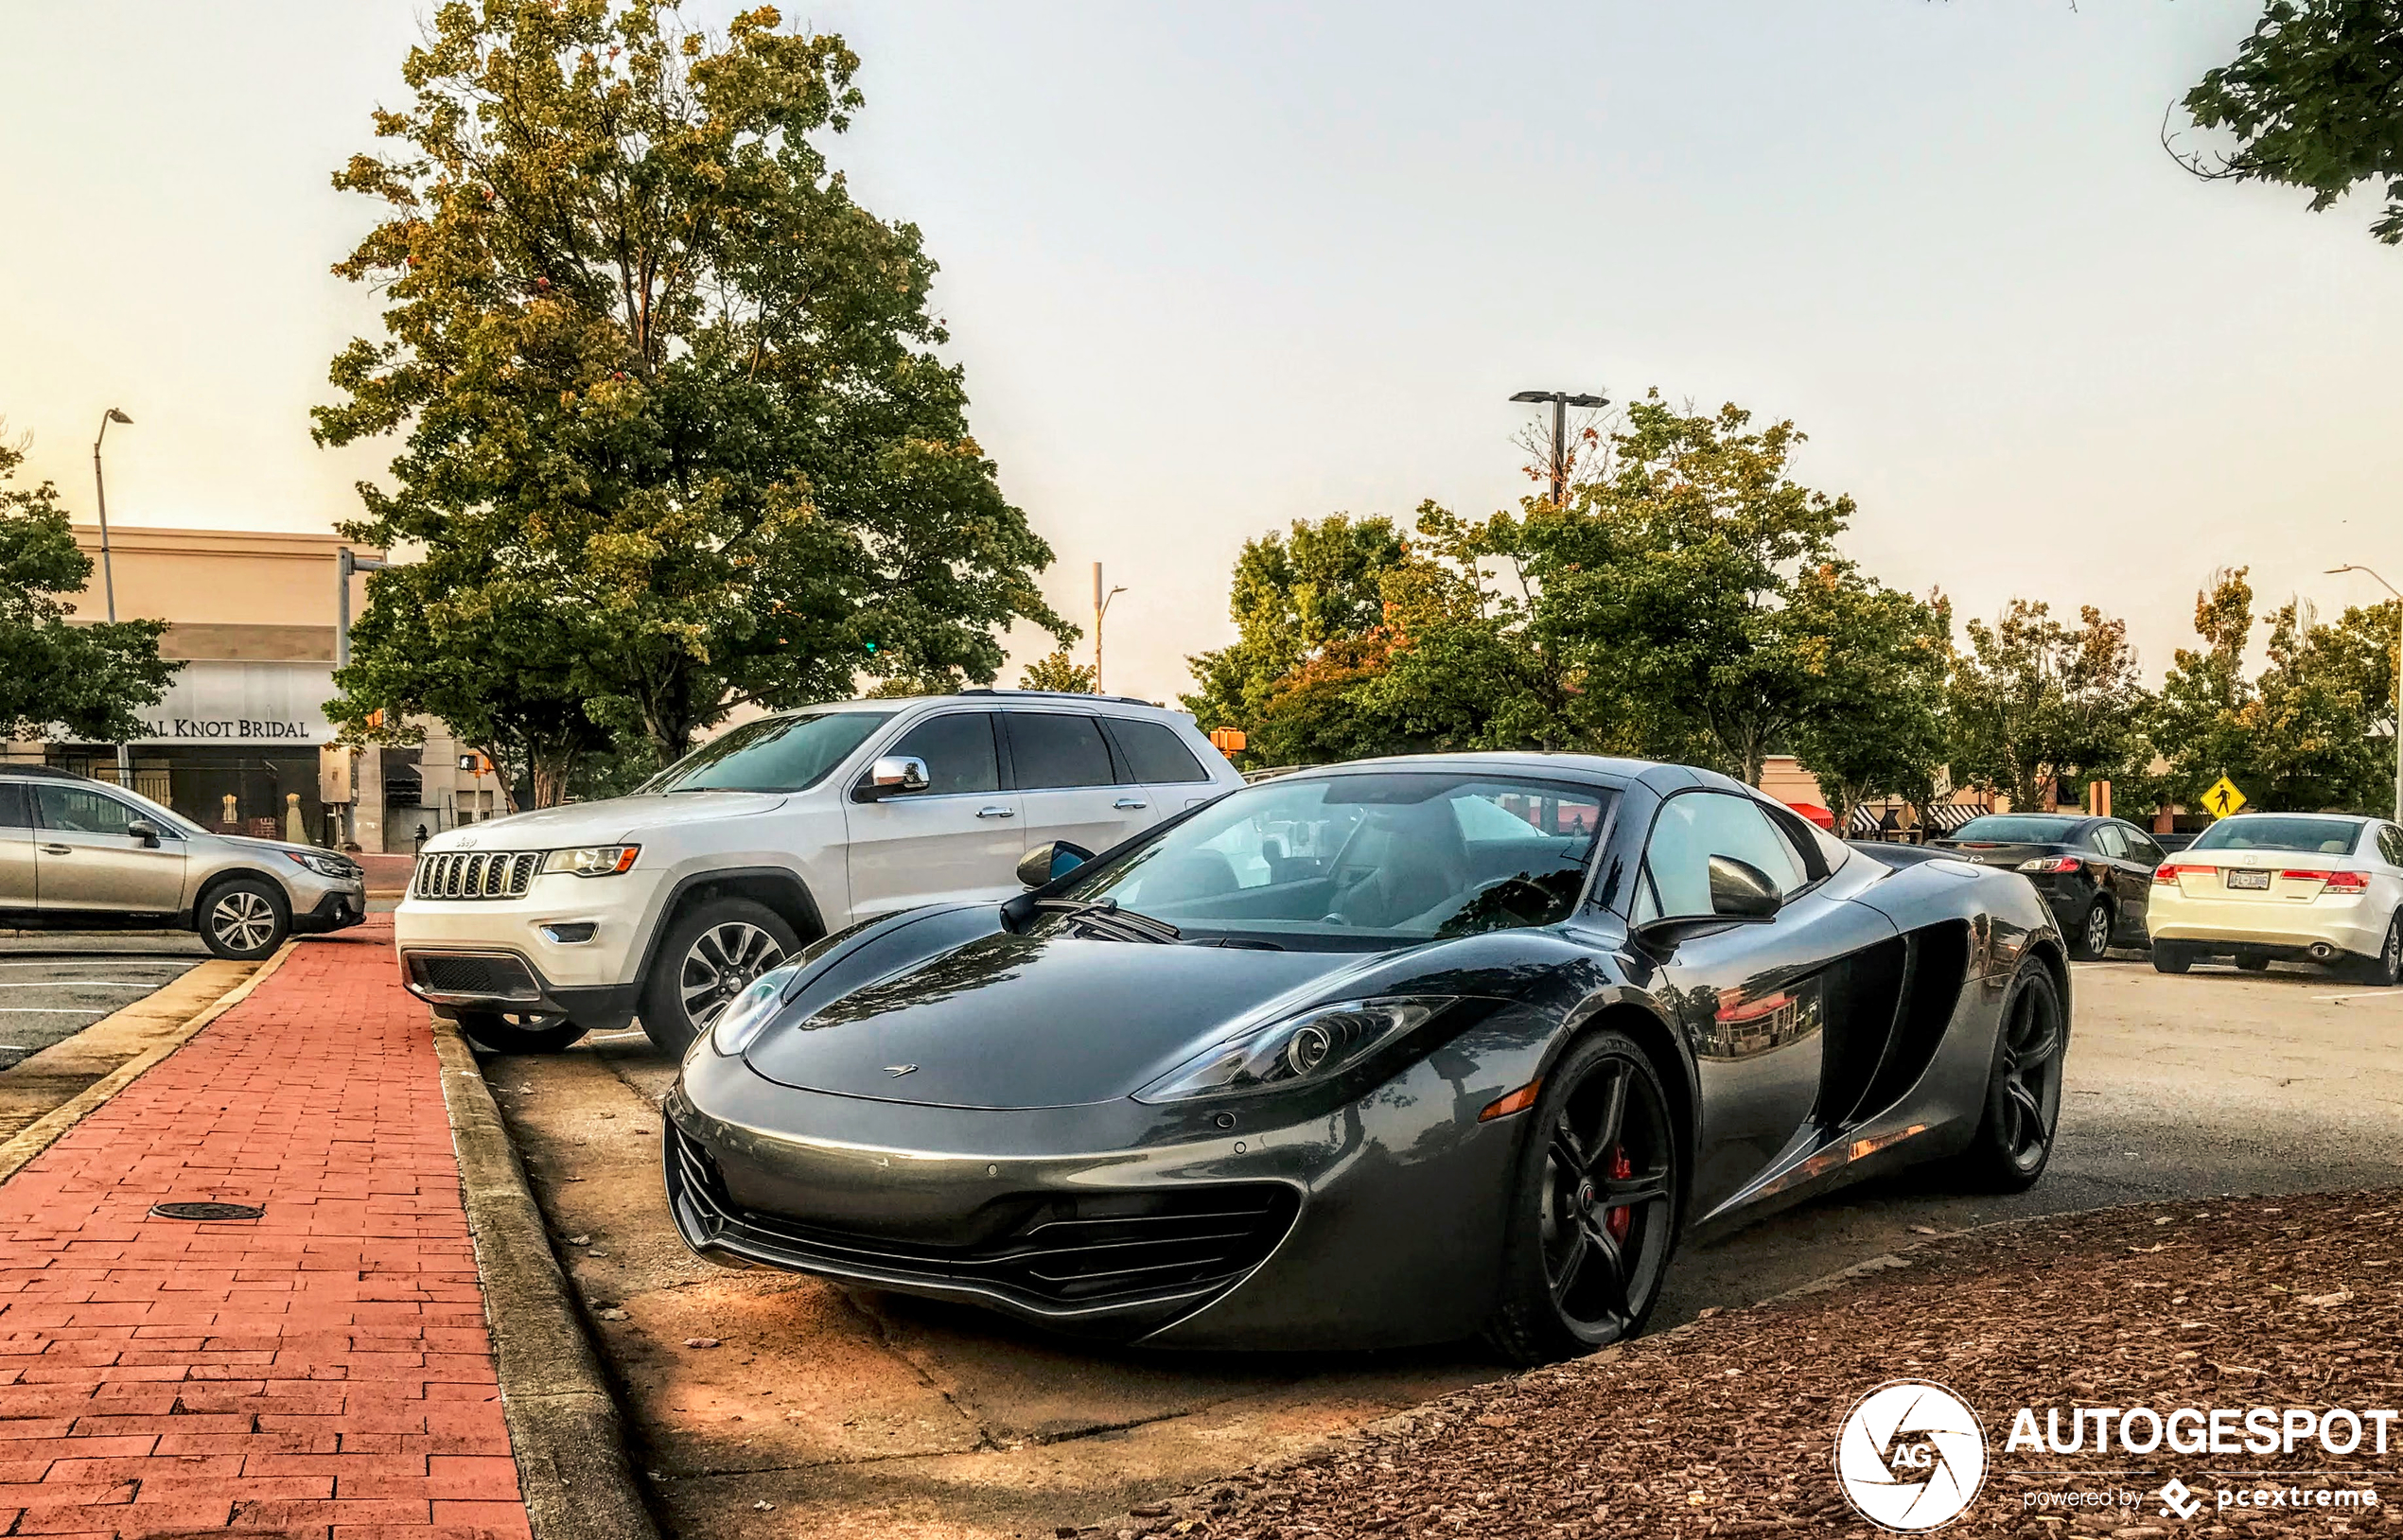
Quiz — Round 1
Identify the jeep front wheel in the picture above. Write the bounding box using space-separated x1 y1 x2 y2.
639 898 800 1056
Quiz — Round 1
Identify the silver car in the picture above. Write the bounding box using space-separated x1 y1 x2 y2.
0 766 367 959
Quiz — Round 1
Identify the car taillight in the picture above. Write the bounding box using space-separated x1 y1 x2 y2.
2291 868 2371 892
2017 855 2082 874
2154 863 2210 884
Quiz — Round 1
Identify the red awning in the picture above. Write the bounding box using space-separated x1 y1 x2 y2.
1785 802 1836 830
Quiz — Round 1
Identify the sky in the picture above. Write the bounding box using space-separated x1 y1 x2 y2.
4 1 2399 710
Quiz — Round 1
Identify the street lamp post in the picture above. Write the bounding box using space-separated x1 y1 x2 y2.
1509 389 1608 508
1093 561 1127 694
2328 564 2403 824
333 548 390 850
91 409 134 784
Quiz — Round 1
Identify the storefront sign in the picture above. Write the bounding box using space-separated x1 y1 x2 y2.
132 662 335 745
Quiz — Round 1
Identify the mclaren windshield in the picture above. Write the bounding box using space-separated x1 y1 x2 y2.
1049 770 1613 947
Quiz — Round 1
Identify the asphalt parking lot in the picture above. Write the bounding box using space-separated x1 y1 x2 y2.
483 953 2403 1540
0 935 207 1070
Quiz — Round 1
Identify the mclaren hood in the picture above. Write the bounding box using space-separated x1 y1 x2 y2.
741 925 1376 1111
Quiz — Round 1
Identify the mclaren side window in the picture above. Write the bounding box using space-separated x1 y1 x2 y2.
1632 791 1810 924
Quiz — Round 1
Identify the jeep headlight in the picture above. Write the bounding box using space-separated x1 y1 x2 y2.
1133 997 1453 1103
542 845 640 877
708 964 803 1058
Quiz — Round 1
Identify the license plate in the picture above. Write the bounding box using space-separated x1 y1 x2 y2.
2225 869 2271 890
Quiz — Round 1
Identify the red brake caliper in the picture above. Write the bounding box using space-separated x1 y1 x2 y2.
1605 1146 1634 1241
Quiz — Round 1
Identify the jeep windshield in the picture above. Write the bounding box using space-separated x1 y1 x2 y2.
646 709 894 795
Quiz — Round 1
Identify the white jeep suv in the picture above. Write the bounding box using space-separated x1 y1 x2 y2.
394 692 1241 1054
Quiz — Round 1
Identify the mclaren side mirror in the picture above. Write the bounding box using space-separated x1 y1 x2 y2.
1707 854 1782 919
1016 840 1094 890
1631 854 1783 952
852 756 932 802
125 818 162 849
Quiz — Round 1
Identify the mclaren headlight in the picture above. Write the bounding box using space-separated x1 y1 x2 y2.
1134 997 1452 1104
707 963 802 1059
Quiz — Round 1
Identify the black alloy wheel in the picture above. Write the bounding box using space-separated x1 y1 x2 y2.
2359 913 2403 988
455 1011 588 1055
639 897 800 1056
1487 1029 1679 1364
200 879 289 961
1957 960 2067 1192
2072 899 2114 962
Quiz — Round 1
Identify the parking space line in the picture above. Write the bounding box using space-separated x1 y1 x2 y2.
2311 989 2403 1003
0 1007 106 1015
0 981 170 989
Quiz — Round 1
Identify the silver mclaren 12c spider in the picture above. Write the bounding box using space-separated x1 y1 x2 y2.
664 755 2070 1363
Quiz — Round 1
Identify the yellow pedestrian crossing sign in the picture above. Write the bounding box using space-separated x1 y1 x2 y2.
2200 776 2247 819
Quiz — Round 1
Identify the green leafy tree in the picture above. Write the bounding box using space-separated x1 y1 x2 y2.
2175 0 2403 244
2245 599 2391 810
317 0 1068 770
1786 573 1952 836
1948 599 2150 812
1182 514 1406 756
327 556 616 811
2149 569 2261 811
0 438 178 744
1528 395 1856 784
1018 650 1096 692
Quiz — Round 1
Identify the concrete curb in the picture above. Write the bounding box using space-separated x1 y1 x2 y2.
0 939 298 1186
432 1021 661 1540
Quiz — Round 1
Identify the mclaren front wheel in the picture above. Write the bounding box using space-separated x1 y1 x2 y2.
1485 1029 1680 1365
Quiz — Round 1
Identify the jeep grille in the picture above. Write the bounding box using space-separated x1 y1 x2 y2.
414 850 539 900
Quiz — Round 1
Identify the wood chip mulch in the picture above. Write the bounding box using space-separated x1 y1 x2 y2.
1078 1190 2403 1539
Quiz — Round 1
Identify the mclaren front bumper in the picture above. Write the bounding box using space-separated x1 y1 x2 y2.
663 1039 1535 1351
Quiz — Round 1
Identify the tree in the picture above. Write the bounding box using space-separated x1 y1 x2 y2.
1949 599 2150 813
316 1 1068 771
0 437 179 744
326 555 616 811
2149 569 2261 811
1182 515 1407 755
2174 0 2403 244
1529 395 1857 784
1018 650 1095 692
1786 573 1952 837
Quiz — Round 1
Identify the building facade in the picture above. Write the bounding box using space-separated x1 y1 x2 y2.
6 526 498 854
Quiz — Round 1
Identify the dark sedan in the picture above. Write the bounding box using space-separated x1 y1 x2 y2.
665 756 2069 1363
1932 814 2166 959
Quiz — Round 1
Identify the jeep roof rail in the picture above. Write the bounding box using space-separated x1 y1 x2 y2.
958 689 1164 709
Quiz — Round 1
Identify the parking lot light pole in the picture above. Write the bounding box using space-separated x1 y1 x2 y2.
1093 561 1127 693
1509 389 1608 508
2328 564 2403 823
92 409 134 784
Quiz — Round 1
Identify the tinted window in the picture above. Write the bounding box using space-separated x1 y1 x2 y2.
35 784 140 836
2188 815 2365 856
2379 826 2403 868
1644 792 1806 919
884 712 999 796
2122 827 2165 866
0 784 28 830
649 709 891 794
2091 824 2128 859
1106 719 1210 784
1007 713 1114 789
1952 815 2082 844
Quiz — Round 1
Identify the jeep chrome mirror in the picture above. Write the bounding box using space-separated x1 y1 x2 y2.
857 756 931 801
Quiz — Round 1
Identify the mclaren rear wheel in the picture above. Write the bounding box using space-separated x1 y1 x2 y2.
1486 1029 1680 1365
1956 959 2067 1193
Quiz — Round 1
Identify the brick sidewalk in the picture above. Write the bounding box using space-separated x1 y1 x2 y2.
0 921 529 1538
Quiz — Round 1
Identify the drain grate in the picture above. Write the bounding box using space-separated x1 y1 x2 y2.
149 1201 264 1221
